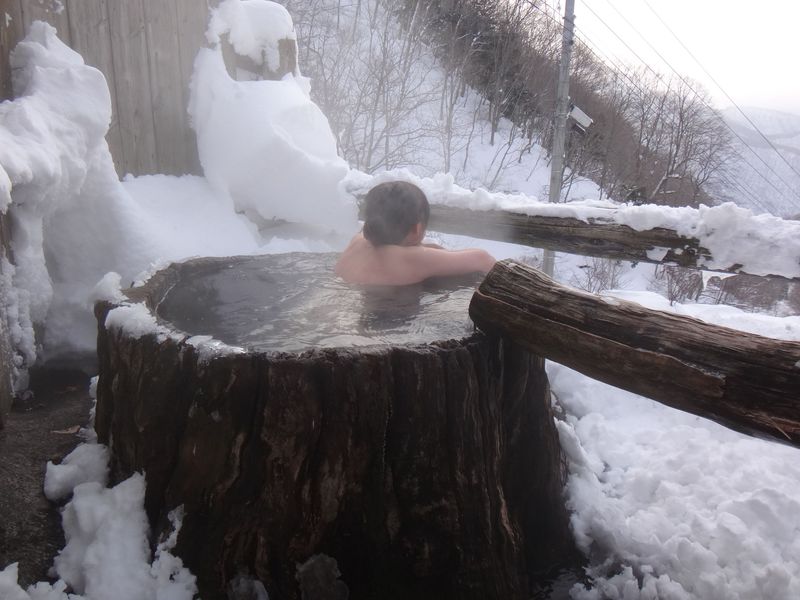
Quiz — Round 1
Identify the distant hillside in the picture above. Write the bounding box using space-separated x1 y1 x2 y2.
284 0 738 208
720 106 800 217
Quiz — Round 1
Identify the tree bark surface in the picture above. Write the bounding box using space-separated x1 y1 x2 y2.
470 260 800 447
94 254 576 599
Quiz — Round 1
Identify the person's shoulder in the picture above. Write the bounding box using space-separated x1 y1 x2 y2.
377 243 430 265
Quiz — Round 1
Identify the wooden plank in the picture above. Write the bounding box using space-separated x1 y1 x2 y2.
0 0 24 99
107 0 157 175
174 0 210 175
65 0 124 176
469 260 800 447
142 0 187 175
19 0 71 43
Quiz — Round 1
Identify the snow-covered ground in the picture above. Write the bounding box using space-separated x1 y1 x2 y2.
553 295 800 600
1 1 799 599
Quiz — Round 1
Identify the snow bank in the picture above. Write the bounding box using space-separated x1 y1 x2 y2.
0 15 344 381
606 289 800 338
344 169 800 279
190 0 357 235
553 302 800 600
0 23 163 373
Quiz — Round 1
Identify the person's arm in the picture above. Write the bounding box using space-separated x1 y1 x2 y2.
404 246 496 280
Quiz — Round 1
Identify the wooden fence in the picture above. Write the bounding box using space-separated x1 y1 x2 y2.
1 0 215 176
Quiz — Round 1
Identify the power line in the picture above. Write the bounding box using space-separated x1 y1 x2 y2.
539 1 653 110
639 0 800 185
725 180 774 215
538 0 795 214
587 0 800 208
581 0 800 210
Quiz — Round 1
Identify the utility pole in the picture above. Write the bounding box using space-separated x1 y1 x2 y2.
543 0 575 277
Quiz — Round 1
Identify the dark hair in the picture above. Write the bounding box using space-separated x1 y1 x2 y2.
362 181 430 246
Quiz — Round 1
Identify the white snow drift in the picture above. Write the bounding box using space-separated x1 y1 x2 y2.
1 2 800 600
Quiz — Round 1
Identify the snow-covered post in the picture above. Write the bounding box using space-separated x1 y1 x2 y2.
208 0 299 82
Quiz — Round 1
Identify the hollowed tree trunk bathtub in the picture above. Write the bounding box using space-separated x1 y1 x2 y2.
94 252 574 599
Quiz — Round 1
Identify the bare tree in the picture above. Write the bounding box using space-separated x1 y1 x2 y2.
570 257 627 294
290 0 440 172
650 265 703 305
289 0 737 209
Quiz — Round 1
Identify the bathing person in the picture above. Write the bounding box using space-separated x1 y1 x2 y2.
335 181 496 285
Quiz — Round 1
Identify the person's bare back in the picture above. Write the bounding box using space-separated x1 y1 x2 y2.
335 233 495 285
335 181 495 286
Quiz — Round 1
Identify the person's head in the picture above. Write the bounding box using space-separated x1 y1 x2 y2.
362 181 430 247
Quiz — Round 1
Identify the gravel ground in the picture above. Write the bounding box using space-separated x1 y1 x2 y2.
0 369 92 586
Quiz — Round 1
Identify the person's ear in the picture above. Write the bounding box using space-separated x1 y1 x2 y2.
402 222 425 246
412 222 426 244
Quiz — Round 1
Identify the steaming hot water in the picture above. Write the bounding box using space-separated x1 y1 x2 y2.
156 253 479 352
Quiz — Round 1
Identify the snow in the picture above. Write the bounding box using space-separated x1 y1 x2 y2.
44 443 109 502
53 476 195 600
2 3 800 600
0 22 160 371
555 300 800 599
185 335 246 363
558 364 800 600
88 272 125 305
606 289 800 338
206 0 296 72
190 1 356 234
104 303 177 343
0 258 36 391
646 247 670 262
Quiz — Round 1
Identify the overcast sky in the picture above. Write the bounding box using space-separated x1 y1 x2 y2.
571 0 800 115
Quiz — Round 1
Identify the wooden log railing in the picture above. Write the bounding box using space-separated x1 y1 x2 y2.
427 204 710 268
469 260 800 448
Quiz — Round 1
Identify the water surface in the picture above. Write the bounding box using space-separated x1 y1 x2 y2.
157 253 479 353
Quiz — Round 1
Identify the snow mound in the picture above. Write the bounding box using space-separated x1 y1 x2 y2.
190 0 357 235
553 303 800 600
44 442 110 502
0 22 165 371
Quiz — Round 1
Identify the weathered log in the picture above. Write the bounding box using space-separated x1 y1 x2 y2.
95 253 576 599
469 260 800 447
426 204 711 267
